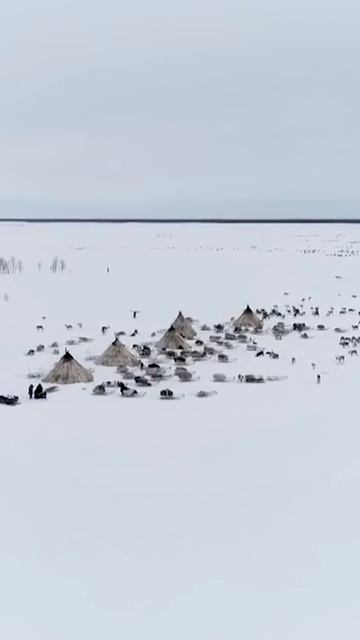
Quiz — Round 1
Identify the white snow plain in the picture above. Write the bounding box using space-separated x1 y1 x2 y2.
0 222 360 639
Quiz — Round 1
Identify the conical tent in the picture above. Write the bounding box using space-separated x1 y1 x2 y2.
172 311 196 339
43 350 93 384
156 325 191 351
96 337 138 367
233 305 263 330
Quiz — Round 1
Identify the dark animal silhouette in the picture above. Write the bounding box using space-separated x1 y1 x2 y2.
119 382 138 397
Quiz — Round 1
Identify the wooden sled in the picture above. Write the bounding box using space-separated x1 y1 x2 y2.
194 390 218 399
119 391 147 399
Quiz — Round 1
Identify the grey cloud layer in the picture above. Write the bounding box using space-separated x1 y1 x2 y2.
0 0 359 209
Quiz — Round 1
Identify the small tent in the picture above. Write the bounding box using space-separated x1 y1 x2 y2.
43 350 93 384
233 305 263 330
96 337 138 367
156 325 191 351
172 311 196 339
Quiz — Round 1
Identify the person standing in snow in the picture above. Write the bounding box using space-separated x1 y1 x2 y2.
317 374 321 384
28 384 34 399
34 383 43 399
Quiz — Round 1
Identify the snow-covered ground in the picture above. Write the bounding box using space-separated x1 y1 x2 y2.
1 222 360 639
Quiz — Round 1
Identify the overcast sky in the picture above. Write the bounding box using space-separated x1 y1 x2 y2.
0 0 359 214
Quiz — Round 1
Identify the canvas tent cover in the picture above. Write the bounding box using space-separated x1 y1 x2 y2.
96 338 138 367
233 305 263 330
172 311 196 339
43 351 94 384
156 325 191 351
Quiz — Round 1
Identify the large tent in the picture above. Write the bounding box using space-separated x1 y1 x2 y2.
172 311 196 339
43 350 93 384
233 305 263 331
156 325 191 351
96 337 138 367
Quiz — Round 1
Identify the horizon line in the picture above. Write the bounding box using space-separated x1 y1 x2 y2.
1 217 360 224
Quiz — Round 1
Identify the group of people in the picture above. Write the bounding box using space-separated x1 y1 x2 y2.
28 383 47 400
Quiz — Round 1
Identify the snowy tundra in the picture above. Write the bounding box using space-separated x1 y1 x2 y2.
0 222 360 639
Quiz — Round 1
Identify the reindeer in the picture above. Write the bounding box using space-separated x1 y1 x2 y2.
214 323 224 333
336 355 345 364
65 324 73 330
312 307 319 316
36 325 44 331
